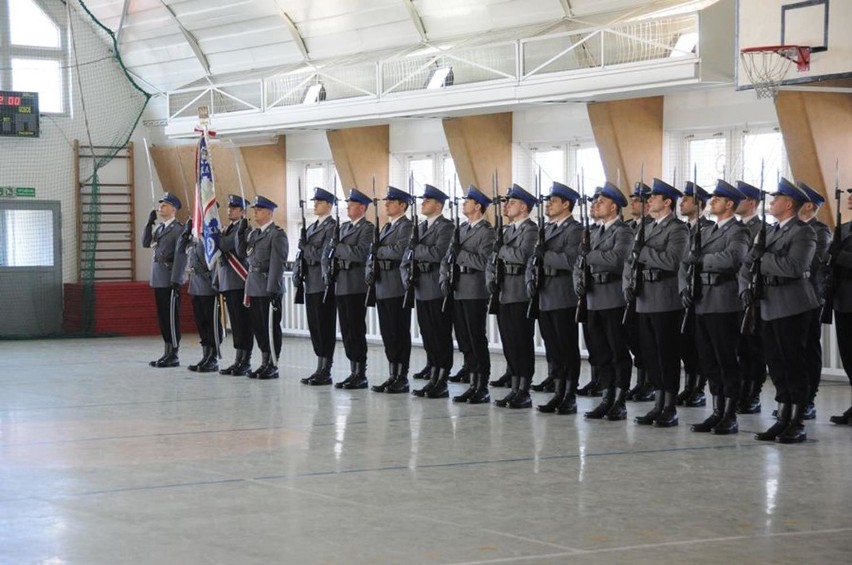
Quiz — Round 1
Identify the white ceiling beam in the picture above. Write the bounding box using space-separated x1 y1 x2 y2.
558 0 575 19
277 9 310 63
402 0 428 43
158 0 211 76
116 0 132 47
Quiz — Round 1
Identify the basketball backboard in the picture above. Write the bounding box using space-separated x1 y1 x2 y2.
736 0 852 90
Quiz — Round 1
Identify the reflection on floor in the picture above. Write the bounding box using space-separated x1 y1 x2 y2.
1 336 850 564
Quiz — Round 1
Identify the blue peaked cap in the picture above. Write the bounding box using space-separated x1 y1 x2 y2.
651 178 683 201
346 188 372 206
684 181 710 203
506 183 538 209
421 184 449 203
159 192 182 210
465 184 490 209
773 177 809 204
796 181 825 206
544 181 580 204
311 187 337 204
227 194 249 208
251 195 278 210
736 181 761 201
712 179 744 205
385 186 412 204
598 182 628 208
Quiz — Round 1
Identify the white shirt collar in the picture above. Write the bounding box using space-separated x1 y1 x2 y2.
162 217 176 228
778 216 795 229
716 217 733 228
258 220 274 232
602 217 618 229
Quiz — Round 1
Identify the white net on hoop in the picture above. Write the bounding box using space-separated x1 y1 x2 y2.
740 48 796 99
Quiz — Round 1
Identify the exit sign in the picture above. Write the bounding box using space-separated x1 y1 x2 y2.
0 186 36 198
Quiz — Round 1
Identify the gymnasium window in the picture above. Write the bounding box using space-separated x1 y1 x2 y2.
1 0 67 114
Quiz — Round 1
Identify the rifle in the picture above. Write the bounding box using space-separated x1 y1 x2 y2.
526 168 544 320
365 176 380 308
741 162 766 335
575 174 591 324
402 172 420 309
623 164 647 324
442 189 461 313
293 178 308 305
680 165 702 334
487 171 504 315
322 183 340 304
820 160 843 324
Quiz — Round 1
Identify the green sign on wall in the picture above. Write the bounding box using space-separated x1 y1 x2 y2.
0 186 36 198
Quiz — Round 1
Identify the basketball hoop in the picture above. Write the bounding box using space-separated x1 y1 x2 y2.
740 45 810 99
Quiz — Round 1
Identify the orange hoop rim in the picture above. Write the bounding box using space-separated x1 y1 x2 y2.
740 45 811 72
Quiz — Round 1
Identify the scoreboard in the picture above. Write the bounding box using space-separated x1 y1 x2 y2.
0 91 39 138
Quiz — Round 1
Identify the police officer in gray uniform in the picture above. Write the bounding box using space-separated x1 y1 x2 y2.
680 180 750 434
576 183 634 420
624 179 689 427
402 184 455 398
797 181 832 420
440 185 496 404
740 178 817 443
238 195 288 380
369 186 414 393
487 184 539 409
625 186 655 401
218 195 253 376
829 190 852 425
324 188 374 390
178 220 221 372
528 182 583 415
142 192 186 368
734 181 768 413
297 188 338 386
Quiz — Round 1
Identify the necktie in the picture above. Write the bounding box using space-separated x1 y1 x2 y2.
154 224 164 238
381 222 391 236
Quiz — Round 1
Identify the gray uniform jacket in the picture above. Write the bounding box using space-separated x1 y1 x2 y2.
439 219 495 301
832 222 852 313
217 221 248 293
294 216 336 295
805 218 831 304
180 237 217 296
738 218 818 321
679 219 750 315
142 219 186 288
743 215 762 243
526 217 582 311
574 219 633 311
486 218 537 305
323 218 373 297
368 216 412 300
401 216 454 302
238 224 288 298
623 213 689 314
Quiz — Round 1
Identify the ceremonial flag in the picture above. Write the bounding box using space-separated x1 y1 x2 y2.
193 134 221 270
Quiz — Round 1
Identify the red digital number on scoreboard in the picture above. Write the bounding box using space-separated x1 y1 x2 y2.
0 96 22 106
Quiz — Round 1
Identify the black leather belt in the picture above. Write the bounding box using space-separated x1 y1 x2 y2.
763 274 807 286
249 266 267 273
504 263 524 276
459 266 478 274
306 260 320 266
641 269 676 282
699 272 735 286
543 267 569 277
591 272 613 284
378 260 400 270
417 262 436 273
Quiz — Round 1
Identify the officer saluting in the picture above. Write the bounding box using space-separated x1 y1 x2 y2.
297 188 338 386
179 219 220 372
142 192 186 367
369 186 414 393
576 183 633 420
217 195 253 376
680 180 750 434
238 195 288 380
740 179 817 443
323 188 374 389
440 185 496 403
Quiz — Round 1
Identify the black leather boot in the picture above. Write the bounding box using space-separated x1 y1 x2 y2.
372 363 397 392
453 372 477 403
712 397 739 435
257 352 279 379
249 352 270 379
468 373 491 404
654 391 679 427
495 376 519 407
306 357 333 386
231 349 252 376
685 375 707 407
508 377 532 409
490 370 512 388
576 366 602 397
531 363 555 392
556 380 577 414
537 378 566 413
335 361 358 389
776 404 807 444
150 342 170 367
188 346 208 372
605 387 628 421
630 369 654 402
737 381 762 414
585 387 614 419
801 401 816 420
691 395 724 432
425 368 450 398
301 358 325 384
220 350 242 375
448 365 470 384
198 346 219 373
155 344 180 368
676 372 697 406
412 365 432 380
755 403 791 441
635 390 663 425
412 367 437 397
829 405 852 425
386 365 410 394
342 361 368 389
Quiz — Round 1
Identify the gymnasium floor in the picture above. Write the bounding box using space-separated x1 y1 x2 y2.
1 336 850 564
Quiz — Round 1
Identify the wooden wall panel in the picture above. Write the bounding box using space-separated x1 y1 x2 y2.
442 113 512 195
587 97 664 196
776 91 852 227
